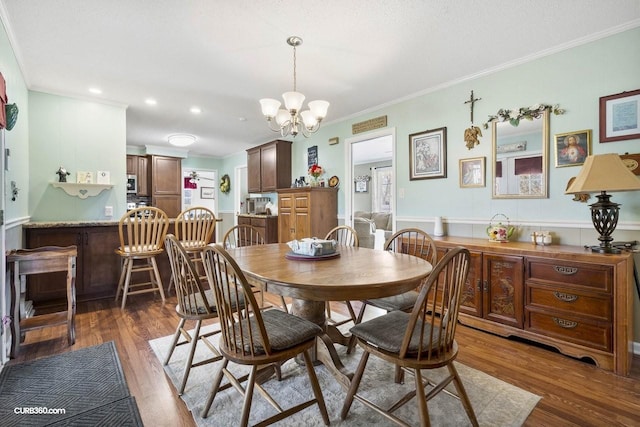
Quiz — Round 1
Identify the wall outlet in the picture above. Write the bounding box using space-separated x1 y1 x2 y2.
398 188 405 199
104 206 113 217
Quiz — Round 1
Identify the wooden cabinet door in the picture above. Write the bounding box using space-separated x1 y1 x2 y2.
460 250 483 317
126 155 138 175
152 195 181 218
483 253 524 328
277 193 294 242
82 227 121 299
260 144 277 191
137 156 149 196
247 148 261 193
152 156 181 194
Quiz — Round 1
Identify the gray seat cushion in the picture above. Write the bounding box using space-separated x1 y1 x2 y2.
178 289 244 316
236 309 323 355
350 310 440 354
365 290 419 312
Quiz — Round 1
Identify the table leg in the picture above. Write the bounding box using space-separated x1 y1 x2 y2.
290 298 353 389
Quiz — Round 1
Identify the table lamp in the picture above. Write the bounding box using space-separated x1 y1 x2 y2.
565 153 640 253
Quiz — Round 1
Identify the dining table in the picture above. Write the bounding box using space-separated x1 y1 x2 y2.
225 242 432 389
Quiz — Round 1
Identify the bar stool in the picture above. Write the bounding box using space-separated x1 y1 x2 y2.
7 245 77 358
169 206 217 293
115 206 169 309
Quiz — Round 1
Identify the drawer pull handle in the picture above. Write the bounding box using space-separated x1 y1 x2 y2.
553 266 578 275
553 292 578 302
553 317 578 329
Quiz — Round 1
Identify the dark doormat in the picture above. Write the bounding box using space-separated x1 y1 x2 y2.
0 341 143 427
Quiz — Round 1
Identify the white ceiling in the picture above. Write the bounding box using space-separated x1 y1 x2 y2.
1 1 639 158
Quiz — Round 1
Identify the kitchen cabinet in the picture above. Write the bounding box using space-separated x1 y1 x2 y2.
433 236 634 376
247 140 292 193
149 155 181 217
277 187 337 243
24 225 121 304
126 155 149 195
238 214 278 243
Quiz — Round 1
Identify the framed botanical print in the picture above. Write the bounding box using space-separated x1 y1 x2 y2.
409 127 447 180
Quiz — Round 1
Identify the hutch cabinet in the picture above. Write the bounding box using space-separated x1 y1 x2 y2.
247 140 292 193
149 155 181 217
433 236 634 376
277 187 337 243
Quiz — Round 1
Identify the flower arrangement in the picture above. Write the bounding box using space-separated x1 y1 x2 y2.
482 104 565 129
308 164 324 179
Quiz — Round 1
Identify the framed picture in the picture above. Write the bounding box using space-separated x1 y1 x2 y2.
409 127 447 180
459 157 485 188
599 89 640 142
200 187 215 199
554 130 591 167
354 176 369 193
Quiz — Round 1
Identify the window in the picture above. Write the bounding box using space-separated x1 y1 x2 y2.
372 166 392 213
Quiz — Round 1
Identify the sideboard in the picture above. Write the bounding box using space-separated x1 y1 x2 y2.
433 236 634 376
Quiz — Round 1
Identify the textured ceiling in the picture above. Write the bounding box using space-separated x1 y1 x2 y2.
1 0 639 157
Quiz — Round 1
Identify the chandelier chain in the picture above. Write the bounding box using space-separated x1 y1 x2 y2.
292 44 297 92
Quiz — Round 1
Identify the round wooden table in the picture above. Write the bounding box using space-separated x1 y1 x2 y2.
226 243 432 388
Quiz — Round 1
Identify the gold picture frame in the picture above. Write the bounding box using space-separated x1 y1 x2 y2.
459 157 485 188
554 129 591 167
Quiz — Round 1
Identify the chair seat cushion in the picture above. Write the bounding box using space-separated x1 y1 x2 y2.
178 289 244 316
237 309 323 355
365 290 419 312
350 310 440 354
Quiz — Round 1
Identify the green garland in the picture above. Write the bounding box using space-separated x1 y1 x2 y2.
482 104 564 129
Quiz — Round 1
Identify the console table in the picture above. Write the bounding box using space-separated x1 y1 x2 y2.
433 236 634 376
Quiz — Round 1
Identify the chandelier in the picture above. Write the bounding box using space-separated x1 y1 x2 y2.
259 36 329 138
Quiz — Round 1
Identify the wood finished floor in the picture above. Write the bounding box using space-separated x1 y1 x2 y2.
8 293 640 427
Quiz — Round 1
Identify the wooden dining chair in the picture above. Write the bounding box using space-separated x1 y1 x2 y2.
169 206 217 293
200 244 330 427
223 224 287 311
341 247 478 427
163 234 223 395
114 206 169 309
324 225 359 336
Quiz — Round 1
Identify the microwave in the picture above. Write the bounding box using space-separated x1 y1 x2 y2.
126 175 137 194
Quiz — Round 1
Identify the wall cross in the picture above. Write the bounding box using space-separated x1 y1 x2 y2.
464 90 481 124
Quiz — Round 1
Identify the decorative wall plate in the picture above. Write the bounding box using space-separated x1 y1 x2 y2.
620 153 640 175
328 175 340 188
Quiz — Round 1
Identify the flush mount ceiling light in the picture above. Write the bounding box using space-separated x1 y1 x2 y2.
168 134 196 147
259 36 329 138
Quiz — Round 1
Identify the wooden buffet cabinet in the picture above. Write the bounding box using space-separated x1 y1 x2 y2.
277 187 337 243
433 236 634 376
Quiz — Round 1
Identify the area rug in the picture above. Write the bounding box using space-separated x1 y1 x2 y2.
149 321 541 426
0 341 143 427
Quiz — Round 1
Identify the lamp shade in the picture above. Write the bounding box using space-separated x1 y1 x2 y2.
565 153 640 194
259 98 281 118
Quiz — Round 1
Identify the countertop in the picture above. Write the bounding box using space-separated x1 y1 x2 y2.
237 213 278 218
23 220 120 228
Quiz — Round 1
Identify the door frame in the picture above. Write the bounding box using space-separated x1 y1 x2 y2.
344 127 396 230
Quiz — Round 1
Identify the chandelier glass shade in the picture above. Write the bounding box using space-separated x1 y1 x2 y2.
260 36 329 137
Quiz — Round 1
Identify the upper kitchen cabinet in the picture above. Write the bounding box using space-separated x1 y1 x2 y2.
247 140 292 193
126 155 149 196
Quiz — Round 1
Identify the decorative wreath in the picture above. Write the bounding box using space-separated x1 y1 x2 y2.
219 174 231 194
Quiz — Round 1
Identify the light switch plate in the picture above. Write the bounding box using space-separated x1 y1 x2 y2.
104 206 113 217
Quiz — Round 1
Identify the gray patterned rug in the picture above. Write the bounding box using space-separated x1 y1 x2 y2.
0 341 143 427
149 323 541 426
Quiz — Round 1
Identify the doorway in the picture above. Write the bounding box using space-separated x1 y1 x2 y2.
181 168 219 239
345 128 395 248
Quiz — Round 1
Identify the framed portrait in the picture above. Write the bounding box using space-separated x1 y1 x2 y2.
409 127 447 180
459 157 485 188
200 187 215 199
599 89 640 142
555 130 591 167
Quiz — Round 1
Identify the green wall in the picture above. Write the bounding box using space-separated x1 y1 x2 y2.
28 92 126 221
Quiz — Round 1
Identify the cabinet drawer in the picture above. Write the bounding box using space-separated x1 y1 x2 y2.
525 309 611 352
526 258 612 292
527 285 611 322
251 218 266 227
238 216 251 226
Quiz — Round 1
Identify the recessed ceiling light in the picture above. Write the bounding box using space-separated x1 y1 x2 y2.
88 87 102 94
190 106 202 114
238 117 247 122
168 134 196 147
145 98 157 105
